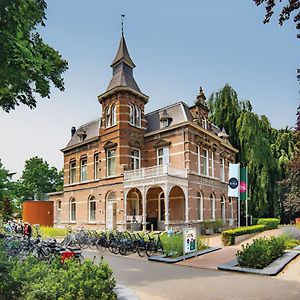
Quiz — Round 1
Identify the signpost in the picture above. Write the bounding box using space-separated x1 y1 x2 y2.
183 228 197 257
228 163 240 227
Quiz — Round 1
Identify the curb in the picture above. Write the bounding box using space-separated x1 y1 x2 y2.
148 247 221 263
218 251 299 276
115 284 139 300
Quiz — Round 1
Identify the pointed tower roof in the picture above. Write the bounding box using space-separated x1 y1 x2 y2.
110 34 136 68
106 33 141 93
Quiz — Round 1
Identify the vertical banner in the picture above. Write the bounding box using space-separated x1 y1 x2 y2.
228 163 240 197
240 167 247 201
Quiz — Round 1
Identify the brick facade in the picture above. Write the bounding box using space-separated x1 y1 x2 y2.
48 34 238 231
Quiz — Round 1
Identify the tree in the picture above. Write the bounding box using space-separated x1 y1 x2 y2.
254 0 300 81
208 84 242 150
296 103 300 132
0 0 68 112
0 160 14 221
19 156 63 199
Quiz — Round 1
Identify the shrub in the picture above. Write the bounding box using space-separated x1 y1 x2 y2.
160 232 208 257
257 218 280 230
236 236 286 269
252 218 259 225
221 225 266 246
284 239 300 250
0 243 116 300
34 226 70 238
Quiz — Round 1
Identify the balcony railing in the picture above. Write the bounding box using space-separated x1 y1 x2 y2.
124 165 188 181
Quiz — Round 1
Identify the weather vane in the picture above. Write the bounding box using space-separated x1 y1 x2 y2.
121 14 125 35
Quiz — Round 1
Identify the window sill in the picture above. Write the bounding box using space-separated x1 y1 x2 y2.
104 124 117 130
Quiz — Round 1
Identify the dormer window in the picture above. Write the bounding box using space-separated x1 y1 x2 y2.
77 129 87 142
160 109 172 128
201 117 207 129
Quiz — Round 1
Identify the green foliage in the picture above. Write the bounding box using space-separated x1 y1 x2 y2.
0 0 68 112
284 238 300 250
18 156 63 199
160 232 208 257
252 218 259 225
208 84 299 220
236 236 286 269
221 225 266 246
257 218 280 230
33 226 69 238
0 244 116 300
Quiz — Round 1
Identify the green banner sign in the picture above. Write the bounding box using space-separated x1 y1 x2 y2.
240 167 247 201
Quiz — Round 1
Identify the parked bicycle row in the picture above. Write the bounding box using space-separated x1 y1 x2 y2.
63 228 164 257
0 233 84 263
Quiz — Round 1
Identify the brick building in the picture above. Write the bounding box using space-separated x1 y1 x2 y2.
48 33 238 231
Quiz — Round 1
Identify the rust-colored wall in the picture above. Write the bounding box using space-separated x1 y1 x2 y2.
22 201 53 226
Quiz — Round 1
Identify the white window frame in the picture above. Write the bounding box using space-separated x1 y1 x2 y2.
111 104 116 126
57 200 62 210
107 149 116 177
210 151 214 178
105 106 111 128
157 147 169 166
129 104 135 126
220 158 225 182
221 195 226 224
210 193 216 220
229 197 234 220
197 145 201 175
69 160 76 184
70 199 76 222
197 192 204 221
135 106 141 127
89 197 96 223
201 148 208 176
94 154 99 180
130 149 141 170
80 157 88 182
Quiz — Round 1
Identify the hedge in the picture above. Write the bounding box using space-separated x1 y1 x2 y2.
236 236 286 269
257 218 280 230
221 225 266 246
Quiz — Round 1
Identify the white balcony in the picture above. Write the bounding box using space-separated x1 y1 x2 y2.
124 165 188 181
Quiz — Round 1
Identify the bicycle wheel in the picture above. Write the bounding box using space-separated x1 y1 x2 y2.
119 245 127 256
146 242 156 257
137 245 146 257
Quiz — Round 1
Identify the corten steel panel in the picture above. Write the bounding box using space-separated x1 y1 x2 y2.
22 201 53 226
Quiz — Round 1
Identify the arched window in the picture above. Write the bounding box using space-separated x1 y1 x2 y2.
229 197 234 220
129 104 135 125
107 192 116 202
70 198 76 222
135 106 141 127
221 195 226 223
197 192 204 221
111 104 116 126
105 106 111 127
89 196 96 222
210 193 215 220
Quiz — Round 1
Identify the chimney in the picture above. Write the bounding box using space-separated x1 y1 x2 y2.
71 126 76 137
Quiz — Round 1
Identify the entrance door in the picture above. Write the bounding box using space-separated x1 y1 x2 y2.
106 192 117 229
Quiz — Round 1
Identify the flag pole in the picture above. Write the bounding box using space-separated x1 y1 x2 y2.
245 166 248 226
238 163 240 227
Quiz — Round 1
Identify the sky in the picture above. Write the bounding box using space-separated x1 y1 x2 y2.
0 0 299 178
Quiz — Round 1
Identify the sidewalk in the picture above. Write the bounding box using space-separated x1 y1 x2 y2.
177 228 285 270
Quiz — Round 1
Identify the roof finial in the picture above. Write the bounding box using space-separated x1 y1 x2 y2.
121 14 125 36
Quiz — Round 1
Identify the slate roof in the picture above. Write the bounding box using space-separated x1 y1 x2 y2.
65 118 100 149
106 34 141 93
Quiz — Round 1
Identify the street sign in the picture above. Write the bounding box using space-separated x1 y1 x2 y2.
183 228 197 255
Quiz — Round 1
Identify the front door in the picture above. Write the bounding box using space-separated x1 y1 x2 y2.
106 201 117 229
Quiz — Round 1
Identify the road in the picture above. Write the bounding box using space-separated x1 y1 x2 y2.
83 250 300 300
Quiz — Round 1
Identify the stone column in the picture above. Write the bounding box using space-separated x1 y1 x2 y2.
164 185 170 230
142 187 147 231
